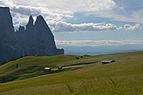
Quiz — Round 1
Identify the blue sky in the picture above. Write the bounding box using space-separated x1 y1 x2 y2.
0 0 143 27
0 0 143 47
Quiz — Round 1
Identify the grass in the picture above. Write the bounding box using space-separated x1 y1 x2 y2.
0 51 143 95
0 55 93 81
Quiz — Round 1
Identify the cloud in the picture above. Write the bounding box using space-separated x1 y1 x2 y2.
84 0 116 11
1 0 143 32
41 9 73 23
6 3 120 32
124 24 143 31
0 0 73 28
51 22 118 32
0 0 14 7
80 1 143 23
9 5 73 29
51 22 143 32
56 39 143 47
11 5 73 20
11 12 29 29
11 5 41 16
13 0 116 12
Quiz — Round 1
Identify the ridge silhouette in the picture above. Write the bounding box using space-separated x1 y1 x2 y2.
0 7 64 63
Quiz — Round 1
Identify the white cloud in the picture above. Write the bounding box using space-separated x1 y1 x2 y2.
11 5 41 16
124 24 143 31
51 22 143 32
12 12 29 29
0 0 73 28
1 0 143 32
85 0 116 11
41 8 73 23
0 0 14 7
56 39 143 47
13 0 116 12
10 5 73 29
51 22 118 32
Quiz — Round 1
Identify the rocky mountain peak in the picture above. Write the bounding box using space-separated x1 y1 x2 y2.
0 7 14 33
26 15 34 31
0 7 64 63
35 15 48 29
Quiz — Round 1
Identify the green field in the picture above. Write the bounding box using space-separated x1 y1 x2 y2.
0 51 143 95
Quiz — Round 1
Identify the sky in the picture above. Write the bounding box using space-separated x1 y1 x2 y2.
0 0 143 31
0 0 143 52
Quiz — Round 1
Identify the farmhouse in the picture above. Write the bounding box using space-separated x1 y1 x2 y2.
44 67 51 72
101 60 115 64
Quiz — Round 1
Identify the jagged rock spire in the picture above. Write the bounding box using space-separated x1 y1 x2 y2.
34 15 57 51
0 7 14 33
19 26 25 32
26 16 34 31
35 15 52 33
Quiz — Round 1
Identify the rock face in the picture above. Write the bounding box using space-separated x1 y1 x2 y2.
0 7 64 63
0 7 15 62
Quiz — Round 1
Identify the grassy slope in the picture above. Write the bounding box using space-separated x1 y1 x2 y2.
0 55 76 75
0 51 143 95
0 55 93 80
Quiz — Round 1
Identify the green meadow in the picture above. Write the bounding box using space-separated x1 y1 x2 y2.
0 51 143 95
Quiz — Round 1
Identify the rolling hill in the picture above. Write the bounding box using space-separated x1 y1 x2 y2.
0 51 143 95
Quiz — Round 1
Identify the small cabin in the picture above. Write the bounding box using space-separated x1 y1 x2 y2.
44 67 51 72
101 60 115 64
58 66 62 70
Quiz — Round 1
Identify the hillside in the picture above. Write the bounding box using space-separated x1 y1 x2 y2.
0 51 143 95
0 55 93 82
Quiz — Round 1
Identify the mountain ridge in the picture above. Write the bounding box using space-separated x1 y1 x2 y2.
0 7 64 63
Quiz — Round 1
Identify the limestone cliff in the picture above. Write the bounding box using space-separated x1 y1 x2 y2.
0 7 64 63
